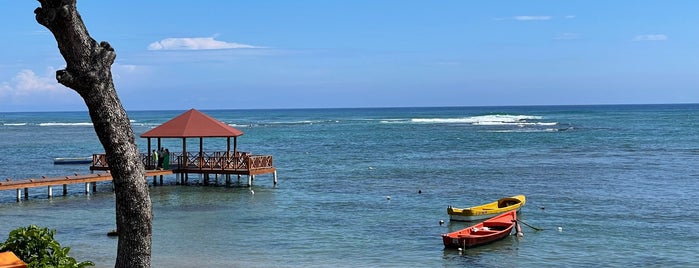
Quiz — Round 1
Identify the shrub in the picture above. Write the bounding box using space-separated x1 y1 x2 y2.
0 225 94 268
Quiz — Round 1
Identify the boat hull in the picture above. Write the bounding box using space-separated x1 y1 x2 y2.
442 210 517 249
447 195 526 222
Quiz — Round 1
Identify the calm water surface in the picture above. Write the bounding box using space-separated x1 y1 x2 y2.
1 105 698 267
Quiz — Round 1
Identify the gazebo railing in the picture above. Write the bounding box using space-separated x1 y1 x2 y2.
92 154 108 167
91 151 274 171
248 155 273 170
175 151 273 171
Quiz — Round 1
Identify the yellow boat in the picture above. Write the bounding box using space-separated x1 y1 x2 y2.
447 195 526 221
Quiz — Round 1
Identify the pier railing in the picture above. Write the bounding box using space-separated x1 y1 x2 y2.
90 152 274 172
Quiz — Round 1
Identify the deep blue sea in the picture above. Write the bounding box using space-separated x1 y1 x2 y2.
1 105 698 267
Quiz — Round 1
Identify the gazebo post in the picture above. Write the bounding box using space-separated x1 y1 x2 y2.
233 137 238 168
234 137 238 156
147 138 152 169
199 137 203 169
157 137 162 169
227 137 231 168
182 138 187 168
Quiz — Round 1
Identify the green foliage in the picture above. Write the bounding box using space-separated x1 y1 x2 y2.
0 225 94 268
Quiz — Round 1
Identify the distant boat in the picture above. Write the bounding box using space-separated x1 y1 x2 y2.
442 210 517 249
447 195 526 221
53 157 92 165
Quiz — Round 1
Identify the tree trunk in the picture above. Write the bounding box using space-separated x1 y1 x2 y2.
34 1 151 267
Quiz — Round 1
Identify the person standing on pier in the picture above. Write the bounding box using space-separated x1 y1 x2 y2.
151 149 159 170
157 147 165 169
163 148 170 170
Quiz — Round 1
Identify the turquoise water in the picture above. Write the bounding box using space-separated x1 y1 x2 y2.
1 105 698 267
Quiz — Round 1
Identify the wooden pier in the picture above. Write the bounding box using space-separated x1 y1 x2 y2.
0 170 172 202
1 109 278 203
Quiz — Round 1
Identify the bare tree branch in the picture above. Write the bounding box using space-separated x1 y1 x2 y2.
35 1 152 267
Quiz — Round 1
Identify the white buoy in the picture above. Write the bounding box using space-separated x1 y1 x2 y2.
558 226 563 232
515 221 523 237
386 196 391 200
439 220 444 226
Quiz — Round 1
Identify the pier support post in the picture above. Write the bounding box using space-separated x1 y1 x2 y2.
92 182 97 193
85 183 90 195
24 188 28 200
63 184 67 195
16 189 21 202
48 186 53 198
152 176 157 186
273 171 278 186
159 175 163 186
225 174 231 187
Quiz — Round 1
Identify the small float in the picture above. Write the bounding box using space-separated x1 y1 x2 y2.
53 157 92 165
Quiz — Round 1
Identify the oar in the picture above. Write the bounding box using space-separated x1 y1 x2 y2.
517 219 545 231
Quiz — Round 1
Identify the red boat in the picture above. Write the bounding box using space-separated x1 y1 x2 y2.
442 210 517 248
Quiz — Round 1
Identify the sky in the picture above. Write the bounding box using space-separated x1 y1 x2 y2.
1 0 698 112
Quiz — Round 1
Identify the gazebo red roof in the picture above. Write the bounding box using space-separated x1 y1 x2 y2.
140 109 244 138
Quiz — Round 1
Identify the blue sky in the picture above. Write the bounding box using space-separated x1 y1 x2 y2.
1 0 698 112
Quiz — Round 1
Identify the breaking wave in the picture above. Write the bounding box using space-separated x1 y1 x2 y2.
411 114 547 125
39 122 94 126
404 114 569 132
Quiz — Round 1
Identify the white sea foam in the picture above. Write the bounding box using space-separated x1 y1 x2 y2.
3 123 28 126
488 128 561 133
228 123 252 128
411 114 548 125
379 120 406 124
39 122 93 126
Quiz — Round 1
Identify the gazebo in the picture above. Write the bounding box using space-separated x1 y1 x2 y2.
140 108 244 170
90 109 276 186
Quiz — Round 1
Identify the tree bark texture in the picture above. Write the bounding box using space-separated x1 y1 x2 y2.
34 1 152 267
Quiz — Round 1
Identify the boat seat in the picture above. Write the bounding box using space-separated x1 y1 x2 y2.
482 225 507 231
472 230 498 235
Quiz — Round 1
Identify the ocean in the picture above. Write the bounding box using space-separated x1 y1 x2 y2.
0 104 697 267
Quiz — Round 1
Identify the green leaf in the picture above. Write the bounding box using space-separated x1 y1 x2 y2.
1 225 94 268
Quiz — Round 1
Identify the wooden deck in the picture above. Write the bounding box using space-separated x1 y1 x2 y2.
0 170 173 202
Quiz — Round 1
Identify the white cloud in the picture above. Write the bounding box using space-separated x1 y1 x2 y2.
10 69 63 95
0 83 10 98
0 69 70 100
633 34 668 41
555 33 581 40
148 37 263 51
114 64 139 72
513 16 552 21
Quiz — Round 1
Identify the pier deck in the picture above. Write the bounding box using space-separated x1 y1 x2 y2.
0 170 173 202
